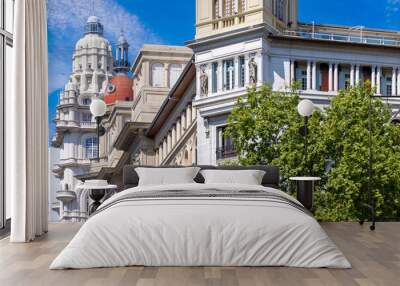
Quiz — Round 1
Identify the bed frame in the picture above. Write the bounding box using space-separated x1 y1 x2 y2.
123 165 280 190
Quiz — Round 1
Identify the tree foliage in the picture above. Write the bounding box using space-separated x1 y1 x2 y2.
226 84 400 221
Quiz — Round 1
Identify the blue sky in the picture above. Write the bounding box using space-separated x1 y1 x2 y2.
47 0 400 141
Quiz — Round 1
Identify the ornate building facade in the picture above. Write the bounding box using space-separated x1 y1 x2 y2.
77 45 193 189
147 58 197 166
51 16 121 221
190 0 400 165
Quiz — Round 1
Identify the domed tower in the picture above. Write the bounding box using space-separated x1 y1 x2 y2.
73 16 114 98
52 16 115 222
104 32 133 105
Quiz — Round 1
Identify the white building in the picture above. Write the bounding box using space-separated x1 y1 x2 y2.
51 16 115 221
48 147 60 222
190 0 400 165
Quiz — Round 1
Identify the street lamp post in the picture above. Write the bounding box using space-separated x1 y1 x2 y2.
90 98 107 162
297 99 315 167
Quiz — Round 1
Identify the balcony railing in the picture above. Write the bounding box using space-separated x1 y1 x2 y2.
212 14 246 30
216 144 236 160
282 30 400 47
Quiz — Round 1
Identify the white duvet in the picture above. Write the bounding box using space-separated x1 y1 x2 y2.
50 183 351 269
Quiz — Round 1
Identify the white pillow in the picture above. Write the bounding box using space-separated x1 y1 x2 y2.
135 167 200 186
200 169 266 185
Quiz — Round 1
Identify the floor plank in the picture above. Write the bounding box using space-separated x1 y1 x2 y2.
0 222 398 286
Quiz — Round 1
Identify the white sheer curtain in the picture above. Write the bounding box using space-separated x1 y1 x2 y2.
8 0 48 242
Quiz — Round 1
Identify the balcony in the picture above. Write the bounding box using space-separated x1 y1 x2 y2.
56 190 76 203
80 122 96 129
212 14 246 30
282 30 400 48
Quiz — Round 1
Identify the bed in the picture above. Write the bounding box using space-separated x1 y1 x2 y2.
50 165 351 269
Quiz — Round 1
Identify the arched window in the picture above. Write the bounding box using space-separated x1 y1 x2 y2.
84 136 98 159
169 64 182 88
151 63 164 87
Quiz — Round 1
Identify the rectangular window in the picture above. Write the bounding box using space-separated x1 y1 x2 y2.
386 77 392 96
85 137 98 159
223 59 235 91
300 70 307 91
274 0 285 21
216 126 236 160
82 113 92 122
212 62 218 93
239 56 245 87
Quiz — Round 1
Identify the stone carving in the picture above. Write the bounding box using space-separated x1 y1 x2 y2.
248 56 258 85
200 65 209 96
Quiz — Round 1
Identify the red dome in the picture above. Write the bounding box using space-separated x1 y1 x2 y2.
104 75 134 105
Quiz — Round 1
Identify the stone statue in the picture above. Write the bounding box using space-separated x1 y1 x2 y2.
249 57 258 85
200 65 209 96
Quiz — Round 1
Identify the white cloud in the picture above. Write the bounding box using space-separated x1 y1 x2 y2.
386 0 400 26
46 0 162 93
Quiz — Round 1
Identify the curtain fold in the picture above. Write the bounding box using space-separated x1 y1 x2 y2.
9 0 48 242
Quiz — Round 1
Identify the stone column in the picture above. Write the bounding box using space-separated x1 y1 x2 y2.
186 105 192 128
164 63 170 88
163 140 167 160
307 61 312 90
192 105 196 123
172 125 177 146
217 60 223 92
355 65 360 85
234 57 239 89
329 63 333 91
397 67 400 96
371 66 376 88
257 52 263 84
377 66 381 94
290 60 296 85
334 63 339 92
176 119 181 141
167 132 172 154
350 64 355 87
312 61 317 90
181 112 187 131
218 0 223 17
244 54 250 86
196 66 201 97
392 67 397 96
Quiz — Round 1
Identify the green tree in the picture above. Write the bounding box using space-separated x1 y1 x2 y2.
226 84 400 221
315 85 400 221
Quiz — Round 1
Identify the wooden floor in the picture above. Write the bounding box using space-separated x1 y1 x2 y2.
0 222 399 286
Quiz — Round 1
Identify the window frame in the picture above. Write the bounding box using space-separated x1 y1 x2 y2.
223 58 235 91
84 136 98 159
212 62 218 93
1 0 14 231
151 63 164 87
